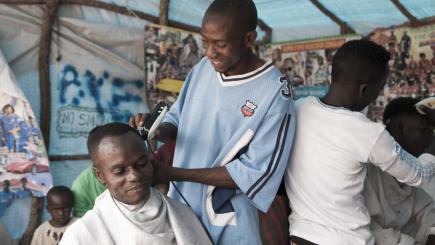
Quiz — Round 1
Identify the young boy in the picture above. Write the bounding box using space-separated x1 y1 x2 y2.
31 186 77 245
285 40 435 245
364 97 435 244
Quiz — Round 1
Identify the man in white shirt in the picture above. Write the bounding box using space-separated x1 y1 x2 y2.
60 123 211 245
285 40 435 245
364 97 435 245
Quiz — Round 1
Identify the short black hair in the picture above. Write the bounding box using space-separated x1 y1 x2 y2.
332 39 390 85
205 0 257 34
47 185 73 206
383 97 420 127
2 104 14 113
87 122 143 161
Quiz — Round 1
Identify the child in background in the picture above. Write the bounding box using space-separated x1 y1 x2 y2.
31 186 77 245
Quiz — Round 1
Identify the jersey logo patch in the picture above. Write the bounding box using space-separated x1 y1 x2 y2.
241 100 257 117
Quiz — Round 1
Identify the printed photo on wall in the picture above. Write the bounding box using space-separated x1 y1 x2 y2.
261 35 360 100
0 79 51 217
369 23 435 121
144 24 204 108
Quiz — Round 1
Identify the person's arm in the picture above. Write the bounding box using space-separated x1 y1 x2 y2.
369 130 435 187
152 163 236 188
153 106 295 212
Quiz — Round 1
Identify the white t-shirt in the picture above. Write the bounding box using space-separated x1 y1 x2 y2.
285 96 435 245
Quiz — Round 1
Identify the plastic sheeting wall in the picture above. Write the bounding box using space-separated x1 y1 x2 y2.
0 4 150 239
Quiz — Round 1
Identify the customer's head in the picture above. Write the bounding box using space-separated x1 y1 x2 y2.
383 97 433 156
87 123 153 205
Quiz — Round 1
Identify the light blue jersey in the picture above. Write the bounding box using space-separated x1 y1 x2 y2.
164 58 296 244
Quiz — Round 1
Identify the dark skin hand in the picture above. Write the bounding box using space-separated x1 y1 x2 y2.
420 106 435 126
128 113 237 188
426 234 435 245
419 106 435 156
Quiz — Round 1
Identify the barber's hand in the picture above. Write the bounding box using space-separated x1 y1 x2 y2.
128 113 148 128
420 105 435 125
151 152 173 186
426 234 435 245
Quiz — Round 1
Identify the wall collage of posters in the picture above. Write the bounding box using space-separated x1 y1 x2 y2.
144 24 204 108
369 23 435 121
0 53 51 217
144 22 435 121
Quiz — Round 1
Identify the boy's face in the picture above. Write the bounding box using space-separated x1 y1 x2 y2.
4 106 13 115
47 194 72 227
94 132 153 205
201 15 250 76
398 114 433 156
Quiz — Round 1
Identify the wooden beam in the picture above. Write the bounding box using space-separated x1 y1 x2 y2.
0 0 201 32
257 18 272 44
390 0 419 27
309 0 355 34
39 0 59 154
159 0 169 26
49 154 90 161
18 197 44 245
0 0 44 3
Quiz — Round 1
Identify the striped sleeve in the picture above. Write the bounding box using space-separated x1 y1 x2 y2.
225 111 295 212
369 129 435 186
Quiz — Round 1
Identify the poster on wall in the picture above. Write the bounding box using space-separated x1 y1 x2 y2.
369 23 435 121
0 50 51 217
145 24 204 108
261 35 360 100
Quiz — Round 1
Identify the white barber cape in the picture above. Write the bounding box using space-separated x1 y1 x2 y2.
364 164 435 245
60 188 212 245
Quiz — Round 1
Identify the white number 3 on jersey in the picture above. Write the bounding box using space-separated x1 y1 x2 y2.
280 77 293 99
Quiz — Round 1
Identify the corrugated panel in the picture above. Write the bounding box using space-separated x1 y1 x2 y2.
255 0 337 28
99 0 160 17
169 0 212 28
255 0 339 41
318 0 408 35
399 0 435 19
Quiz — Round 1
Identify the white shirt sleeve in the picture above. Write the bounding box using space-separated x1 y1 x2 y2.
368 129 435 187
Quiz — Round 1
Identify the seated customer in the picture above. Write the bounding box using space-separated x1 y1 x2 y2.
71 141 175 216
364 97 435 245
60 123 211 245
31 186 77 245
71 166 106 217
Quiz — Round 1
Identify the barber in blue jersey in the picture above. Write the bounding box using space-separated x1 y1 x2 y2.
130 1 296 244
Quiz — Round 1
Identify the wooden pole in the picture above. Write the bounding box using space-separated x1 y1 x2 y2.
309 0 355 34
18 197 44 245
159 0 169 26
390 0 420 27
257 18 272 44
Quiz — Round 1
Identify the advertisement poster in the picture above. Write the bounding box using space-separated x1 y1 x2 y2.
261 35 360 99
145 24 204 107
0 51 51 217
369 23 435 121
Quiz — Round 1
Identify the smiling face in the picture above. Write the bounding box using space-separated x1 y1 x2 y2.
93 132 153 205
201 15 250 76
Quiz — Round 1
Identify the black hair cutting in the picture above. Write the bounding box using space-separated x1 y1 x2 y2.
87 122 143 160
332 39 390 85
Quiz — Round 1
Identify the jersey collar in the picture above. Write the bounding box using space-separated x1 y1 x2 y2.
217 61 273 87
